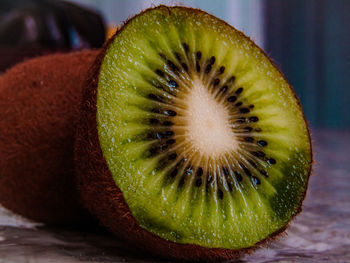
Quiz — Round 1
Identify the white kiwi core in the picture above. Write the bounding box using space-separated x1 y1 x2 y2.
183 79 238 157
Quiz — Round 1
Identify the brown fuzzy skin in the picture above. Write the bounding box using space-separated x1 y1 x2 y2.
75 6 312 261
0 50 100 225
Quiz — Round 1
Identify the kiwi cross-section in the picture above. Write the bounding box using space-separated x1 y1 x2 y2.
75 6 312 261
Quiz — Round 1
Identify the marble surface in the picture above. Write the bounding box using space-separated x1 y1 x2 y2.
0 130 349 263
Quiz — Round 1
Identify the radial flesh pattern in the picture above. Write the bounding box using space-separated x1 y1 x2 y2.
97 6 312 249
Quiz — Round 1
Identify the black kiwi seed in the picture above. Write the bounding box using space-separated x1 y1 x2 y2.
228 182 233 192
195 178 202 187
155 69 165 77
162 131 175 137
166 139 176 145
156 131 174 139
186 166 193 175
168 153 177 160
267 158 276 165
228 76 236 83
196 61 200 72
182 43 189 53
156 133 163 140
251 176 261 186
151 108 161 114
207 173 213 183
235 102 243 107
164 110 177 116
147 132 155 139
213 78 220 86
227 95 237 102
210 56 216 64
148 93 157 100
240 163 251 177
205 64 212 74
218 189 224 199
149 146 158 156
243 127 253 132
251 151 265 159
159 53 166 60
257 140 268 147
179 176 185 187
160 144 169 151
243 167 252 177
234 171 243 182
169 168 178 178
167 60 179 72
239 108 250 114
248 159 257 168
168 80 178 88
236 117 246 123
244 137 254 143
163 120 174 126
235 87 243 94
220 86 228 94
196 51 202 60
149 118 159 124
222 166 229 176
174 52 181 61
181 63 188 72
157 157 169 169
156 85 168 94
219 66 225 74
249 116 259 122
259 170 268 177
255 128 262 132
249 104 255 109
196 167 203 177
148 93 163 102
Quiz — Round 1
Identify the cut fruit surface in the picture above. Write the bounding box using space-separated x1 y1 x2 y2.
95 6 312 250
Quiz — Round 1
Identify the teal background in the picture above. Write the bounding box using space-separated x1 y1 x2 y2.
265 0 350 129
70 0 350 129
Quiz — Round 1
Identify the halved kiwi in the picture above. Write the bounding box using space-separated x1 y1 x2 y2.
0 50 99 225
75 6 312 261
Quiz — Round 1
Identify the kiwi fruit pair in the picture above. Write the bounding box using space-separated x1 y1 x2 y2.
75 6 312 261
0 50 99 225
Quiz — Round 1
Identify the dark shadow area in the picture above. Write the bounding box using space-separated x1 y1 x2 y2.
0 0 105 72
264 0 350 129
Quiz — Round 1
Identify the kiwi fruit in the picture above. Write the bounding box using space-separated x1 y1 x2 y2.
75 6 312 261
0 50 99 225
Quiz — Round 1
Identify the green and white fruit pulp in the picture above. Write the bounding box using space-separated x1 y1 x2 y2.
97 6 312 249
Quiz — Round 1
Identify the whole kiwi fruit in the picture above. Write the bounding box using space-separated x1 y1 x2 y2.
0 50 99 225
75 6 312 261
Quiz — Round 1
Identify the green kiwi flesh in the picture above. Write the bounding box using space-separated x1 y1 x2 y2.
96 6 312 250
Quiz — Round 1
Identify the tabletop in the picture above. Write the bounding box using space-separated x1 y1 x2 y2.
0 130 349 263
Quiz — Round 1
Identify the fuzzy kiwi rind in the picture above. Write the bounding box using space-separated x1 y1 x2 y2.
0 50 100 225
75 5 312 261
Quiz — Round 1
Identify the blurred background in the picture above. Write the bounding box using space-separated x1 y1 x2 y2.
1 0 349 130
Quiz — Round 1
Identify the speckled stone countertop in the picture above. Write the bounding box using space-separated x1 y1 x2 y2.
0 131 349 263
